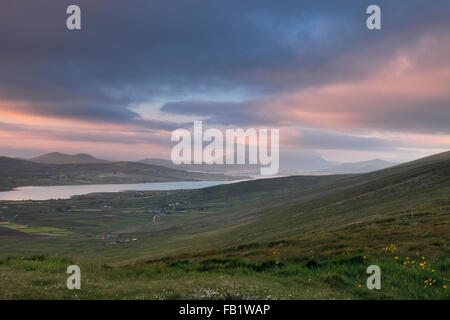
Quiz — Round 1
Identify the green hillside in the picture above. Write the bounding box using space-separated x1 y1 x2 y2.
0 151 448 299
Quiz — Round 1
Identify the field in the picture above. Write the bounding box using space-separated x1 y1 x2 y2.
0 151 449 299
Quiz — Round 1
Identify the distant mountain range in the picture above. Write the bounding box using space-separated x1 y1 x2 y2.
30 152 108 164
24 152 396 176
140 158 397 175
139 152 337 175
0 156 238 191
309 159 396 175
139 158 260 174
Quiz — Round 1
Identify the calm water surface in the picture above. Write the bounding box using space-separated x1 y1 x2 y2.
0 181 239 201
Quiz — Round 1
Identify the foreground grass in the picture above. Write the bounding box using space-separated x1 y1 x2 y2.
1 249 447 300
1 209 448 300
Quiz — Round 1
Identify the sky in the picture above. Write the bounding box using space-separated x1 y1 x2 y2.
0 0 449 165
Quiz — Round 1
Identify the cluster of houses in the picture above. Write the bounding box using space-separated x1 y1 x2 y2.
168 202 181 210
111 238 138 245
144 201 185 214
99 234 138 245
96 200 192 245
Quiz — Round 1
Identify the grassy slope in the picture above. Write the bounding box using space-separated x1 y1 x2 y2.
0 151 448 299
0 157 236 191
1 201 448 299
113 152 450 263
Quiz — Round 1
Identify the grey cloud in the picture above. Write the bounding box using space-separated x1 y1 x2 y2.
357 99 450 135
0 121 171 145
160 99 283 126
0 0 449 141
1 1 450 119
291 129 394 150
1 102 180 131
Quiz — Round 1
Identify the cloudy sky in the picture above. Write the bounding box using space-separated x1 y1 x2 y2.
0 0 449 164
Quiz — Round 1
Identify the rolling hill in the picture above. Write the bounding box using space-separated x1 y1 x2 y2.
139 158 260 174
310 159 396 175
2 150 448 258
139 152 336 174
113 150 450 262
0 157 238 191
29 152 108 164
0 150 448 299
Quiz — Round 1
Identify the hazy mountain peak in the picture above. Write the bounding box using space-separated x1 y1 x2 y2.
30 152 108 164
310 158 397 175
